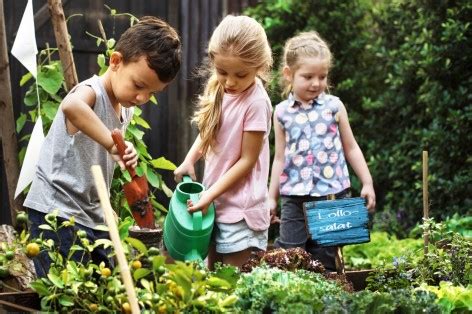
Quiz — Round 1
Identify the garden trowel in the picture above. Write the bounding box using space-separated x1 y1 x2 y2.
111 129 156 229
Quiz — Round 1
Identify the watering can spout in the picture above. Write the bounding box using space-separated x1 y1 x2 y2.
185 249 202 261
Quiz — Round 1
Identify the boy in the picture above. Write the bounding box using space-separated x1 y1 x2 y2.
24 16 182 277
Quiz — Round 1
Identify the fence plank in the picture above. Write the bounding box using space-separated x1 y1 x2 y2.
0 0 23 224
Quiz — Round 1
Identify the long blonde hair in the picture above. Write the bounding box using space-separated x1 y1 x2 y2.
280 31 332 98
192 15 273 156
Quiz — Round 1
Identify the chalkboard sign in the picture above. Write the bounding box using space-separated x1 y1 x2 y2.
303 197 370 247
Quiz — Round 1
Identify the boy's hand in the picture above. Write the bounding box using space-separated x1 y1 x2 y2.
361 184 376 213
174 162 196 183
109 141 138 170
268 198 280 224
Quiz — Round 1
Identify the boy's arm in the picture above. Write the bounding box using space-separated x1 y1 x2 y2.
268 111 285 223
61 85 115 151
187 130 264 213
338 102 376 211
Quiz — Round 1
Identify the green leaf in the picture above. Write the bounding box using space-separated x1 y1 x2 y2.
125 237 148 255
133 268 151 281
149 94 157 104
37 66 64 95
140 278 151 290
16 113 27 133
150 157 177 171
150 255 166 271
47 273 64 288
30 280 50 296
107 38 116 49
59 294 75 307
42 101 59 121
93 239 113 249
133 115 150 129
39 224 53 231
146 168 161 188
127 125 145 140
20 72 33 86
97 54 106 69
118 217 134 240
151 199 168 214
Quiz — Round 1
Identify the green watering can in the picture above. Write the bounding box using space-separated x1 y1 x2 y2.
163 176 215 261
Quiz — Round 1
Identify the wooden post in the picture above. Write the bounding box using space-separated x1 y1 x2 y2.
0 0 24 224
92 166 140 314
422 151 429 254
47 0 77 91
326 193 345 274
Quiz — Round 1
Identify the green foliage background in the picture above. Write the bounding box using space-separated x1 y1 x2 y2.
246 0 472 236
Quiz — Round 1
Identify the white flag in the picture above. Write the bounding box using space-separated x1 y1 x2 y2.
11 0 38 78
15 116 45 198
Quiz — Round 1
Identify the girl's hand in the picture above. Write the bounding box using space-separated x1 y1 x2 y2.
268 198 280 224
174 162 197 183
361 184 376 213
187 191 212 215
109 141 138 170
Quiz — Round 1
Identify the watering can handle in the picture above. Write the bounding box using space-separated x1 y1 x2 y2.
190 194 203 231
183 175 192 183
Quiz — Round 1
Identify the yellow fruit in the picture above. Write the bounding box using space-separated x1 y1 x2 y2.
122 302 132 314
101 267 112 277
26 243 40 257
131 260 142 270
89 303 98 312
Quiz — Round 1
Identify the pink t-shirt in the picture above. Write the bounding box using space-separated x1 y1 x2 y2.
203 79 272 231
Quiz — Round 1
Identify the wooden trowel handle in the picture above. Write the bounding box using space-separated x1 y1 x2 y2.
111 129 136 177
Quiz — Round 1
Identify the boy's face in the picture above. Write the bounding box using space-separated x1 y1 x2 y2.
109 53 168 107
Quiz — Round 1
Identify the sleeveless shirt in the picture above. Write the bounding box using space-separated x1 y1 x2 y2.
275 93 350 197
24 75 133 229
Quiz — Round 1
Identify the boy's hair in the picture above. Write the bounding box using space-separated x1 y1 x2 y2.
193 15 273 156
115 16 181 83
281 31 332 98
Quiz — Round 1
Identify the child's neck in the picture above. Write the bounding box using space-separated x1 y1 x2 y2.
293 94 315 107
100 73 122 119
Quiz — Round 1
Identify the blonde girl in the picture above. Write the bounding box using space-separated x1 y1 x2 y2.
268 32 375 270
174 15 273 269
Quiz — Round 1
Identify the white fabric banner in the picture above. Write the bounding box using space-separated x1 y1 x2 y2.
11 0 38 78
15 116 45 198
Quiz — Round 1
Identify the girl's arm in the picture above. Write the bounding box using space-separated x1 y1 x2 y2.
268 110 285 223
188 131 265 213
174 135 204 182
338 102 376 211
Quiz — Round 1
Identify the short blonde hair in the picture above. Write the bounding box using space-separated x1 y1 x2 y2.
192 15 273 156
281 31 332 97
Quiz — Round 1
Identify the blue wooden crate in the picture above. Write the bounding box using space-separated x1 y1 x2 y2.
303 197 370 247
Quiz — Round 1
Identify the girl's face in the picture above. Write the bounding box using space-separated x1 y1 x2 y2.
285 56 329 104
213 53 259 95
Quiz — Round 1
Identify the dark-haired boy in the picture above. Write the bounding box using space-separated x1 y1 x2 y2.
24 16 182 277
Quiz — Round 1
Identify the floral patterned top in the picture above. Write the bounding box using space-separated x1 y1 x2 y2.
275 93 351 196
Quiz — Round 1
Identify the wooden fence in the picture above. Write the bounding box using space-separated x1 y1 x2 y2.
0 0 259 224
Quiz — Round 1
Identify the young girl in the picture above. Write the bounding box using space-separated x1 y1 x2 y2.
268 32 376 271
174 15 273 269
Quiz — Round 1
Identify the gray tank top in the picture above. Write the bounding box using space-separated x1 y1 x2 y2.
24 75 133 229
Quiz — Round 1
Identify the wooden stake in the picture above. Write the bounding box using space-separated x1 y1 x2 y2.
327 193 345 274
91 166 140 314
47 0 78 91
422 151 429 254
0 0 24 224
